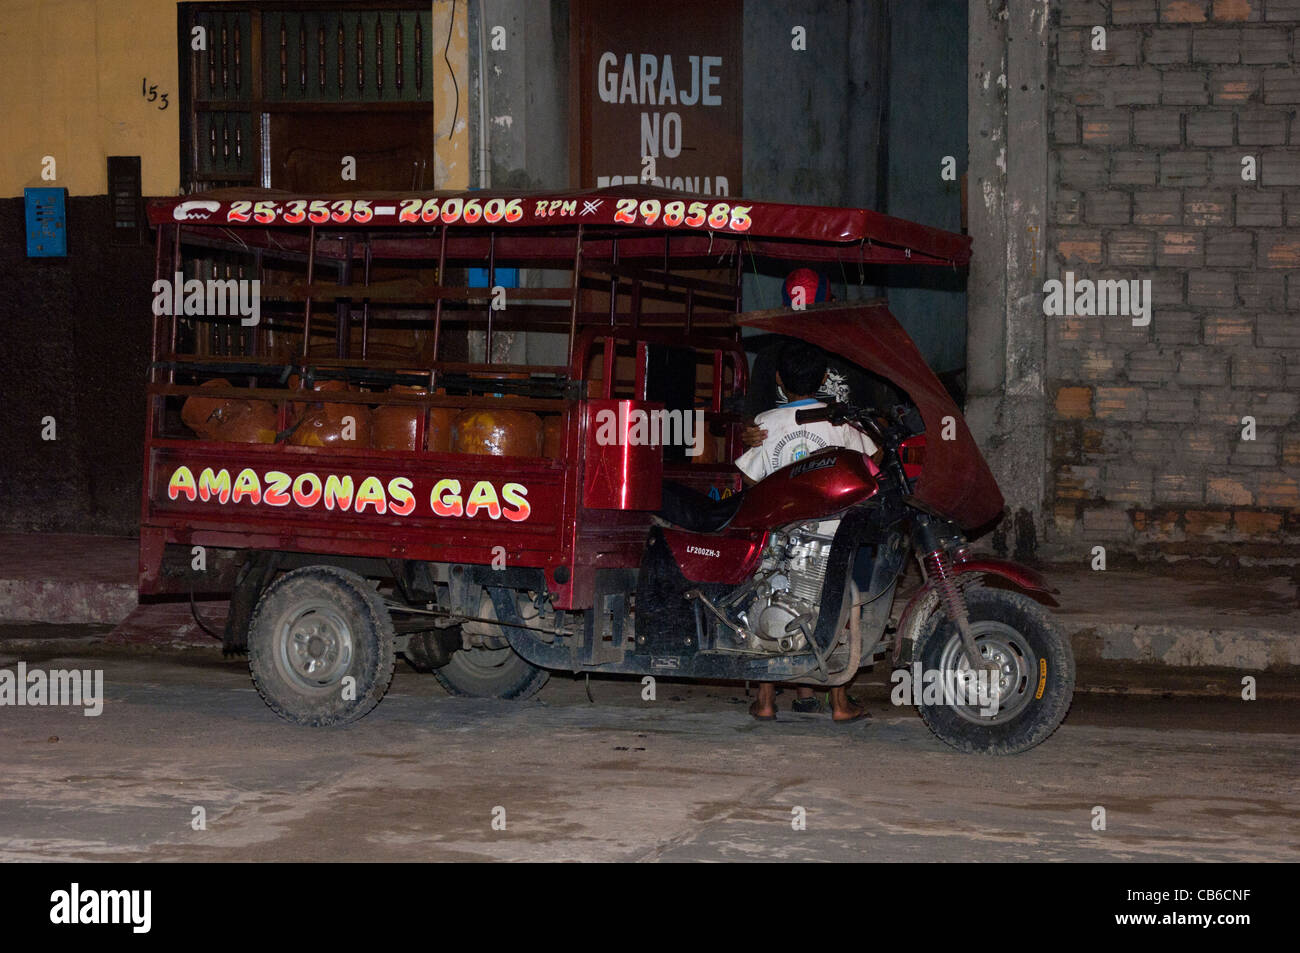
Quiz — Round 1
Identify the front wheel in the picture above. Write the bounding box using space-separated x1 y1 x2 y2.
912 586 1074 754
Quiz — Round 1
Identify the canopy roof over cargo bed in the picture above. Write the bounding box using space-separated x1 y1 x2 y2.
147 186 971 268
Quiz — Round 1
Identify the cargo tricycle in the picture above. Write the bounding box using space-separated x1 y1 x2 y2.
139 186 1073 753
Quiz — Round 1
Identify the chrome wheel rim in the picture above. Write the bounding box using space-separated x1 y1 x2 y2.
937 621 1037 726
277 600 354 690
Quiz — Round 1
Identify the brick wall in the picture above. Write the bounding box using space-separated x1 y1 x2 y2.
1048 0 1300 561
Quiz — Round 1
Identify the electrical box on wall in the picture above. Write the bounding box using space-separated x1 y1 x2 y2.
108 156 143 246
25 188 67 257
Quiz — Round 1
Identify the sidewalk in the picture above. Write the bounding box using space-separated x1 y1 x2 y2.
0 534 138 625
1047 562 1299 671
0 533 219 648
0 533 1295 669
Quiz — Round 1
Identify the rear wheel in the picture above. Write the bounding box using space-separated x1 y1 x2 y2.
913 586 1074 754
248 565 395 726
432 589 549 699
433 644 549 699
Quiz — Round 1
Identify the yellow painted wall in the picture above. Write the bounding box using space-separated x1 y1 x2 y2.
0 0 467 198
432 0 468 189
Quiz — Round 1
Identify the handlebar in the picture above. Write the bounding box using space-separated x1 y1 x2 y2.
793 400 925 454
793 400 886 432
790 400 927 494
793 400 891 452
795 401 921 434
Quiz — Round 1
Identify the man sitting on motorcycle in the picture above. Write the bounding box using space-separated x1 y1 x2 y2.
735 340 875 724
743 269 896 450
735 340 879 483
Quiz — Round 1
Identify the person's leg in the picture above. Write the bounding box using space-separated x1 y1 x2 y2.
749 681 777 720
829 685 866 722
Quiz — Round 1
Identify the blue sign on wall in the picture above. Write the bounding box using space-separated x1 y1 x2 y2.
25 188 67 257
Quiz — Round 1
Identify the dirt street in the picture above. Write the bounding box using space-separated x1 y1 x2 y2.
1 639 1297 862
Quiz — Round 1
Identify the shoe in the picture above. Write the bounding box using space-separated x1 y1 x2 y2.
790 696 825 714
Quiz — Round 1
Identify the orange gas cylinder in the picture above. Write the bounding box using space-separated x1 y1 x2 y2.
291 406 372 447
181 379 237 436
288 378 349 418
371 385 426 451
427 406 458 451
290 381 371 448
542 415 563 457
211 400 278 444
452 408 543 456
181 380 277 443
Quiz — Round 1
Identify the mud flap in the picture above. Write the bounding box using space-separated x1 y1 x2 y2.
581 569 637 665
222 551 279 654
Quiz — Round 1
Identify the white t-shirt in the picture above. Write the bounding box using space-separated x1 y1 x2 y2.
735 399 878 482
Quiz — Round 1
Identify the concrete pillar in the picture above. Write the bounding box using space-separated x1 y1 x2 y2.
965 0 1049 558
469 0 571 366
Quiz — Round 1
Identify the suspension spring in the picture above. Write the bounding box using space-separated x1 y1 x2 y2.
923 547 971 635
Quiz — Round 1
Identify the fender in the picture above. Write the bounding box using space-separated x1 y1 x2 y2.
893 555 1056 663
951 555 1056 594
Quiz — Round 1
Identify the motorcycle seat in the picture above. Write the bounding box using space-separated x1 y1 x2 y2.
657 481 745 534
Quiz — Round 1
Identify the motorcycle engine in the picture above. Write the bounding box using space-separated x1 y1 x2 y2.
739 520 839 654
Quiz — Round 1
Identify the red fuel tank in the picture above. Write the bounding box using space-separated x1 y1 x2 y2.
730 448 879 530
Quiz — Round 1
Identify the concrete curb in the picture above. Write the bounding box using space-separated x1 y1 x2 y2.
0 579 138 626
0 533 139 625
1070 622 1300 672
